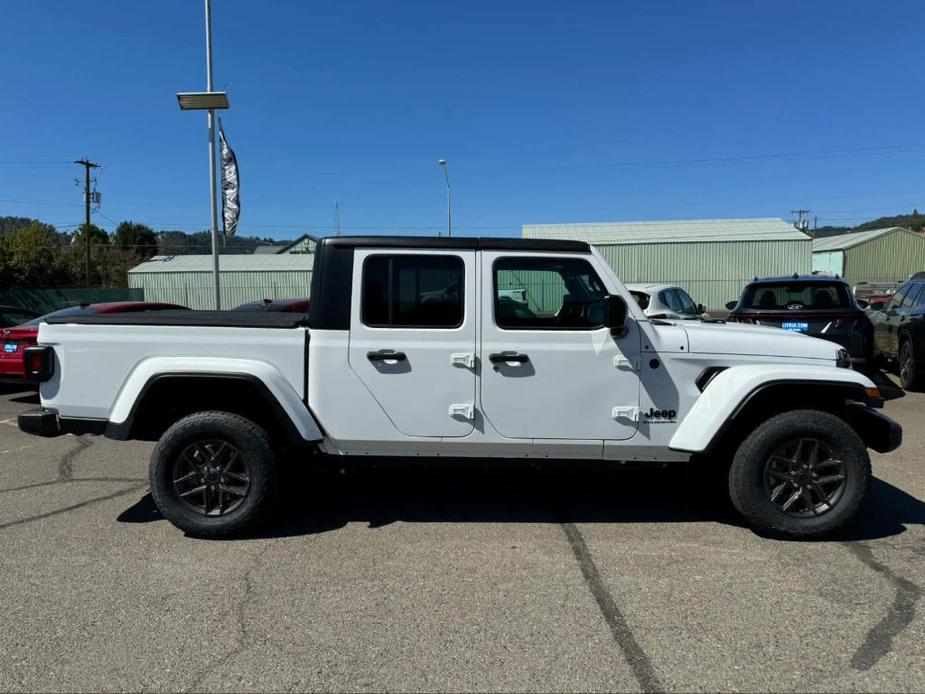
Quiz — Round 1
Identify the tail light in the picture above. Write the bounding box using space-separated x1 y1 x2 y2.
23 346 55 382
832 317 863 329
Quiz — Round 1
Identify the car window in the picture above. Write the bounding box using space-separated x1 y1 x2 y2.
362 254 464 328
494 257 607 329
886 284 910 310
740 282 851 310
675 288 699 315
661 289 685 314
901 283 923 308
630 291 650 310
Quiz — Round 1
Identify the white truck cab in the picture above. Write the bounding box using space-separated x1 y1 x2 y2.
18 236 901 540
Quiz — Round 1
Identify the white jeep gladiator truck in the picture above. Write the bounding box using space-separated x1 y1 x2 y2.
18 236 901 539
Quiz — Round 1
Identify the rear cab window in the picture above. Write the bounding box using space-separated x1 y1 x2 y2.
361 254 464 328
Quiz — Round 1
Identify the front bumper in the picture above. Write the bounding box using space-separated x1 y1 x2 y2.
18 407 107 438
844 404 902 453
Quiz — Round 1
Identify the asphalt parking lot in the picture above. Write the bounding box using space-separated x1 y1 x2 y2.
0 377 923 693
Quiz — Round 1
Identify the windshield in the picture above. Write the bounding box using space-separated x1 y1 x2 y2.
740 282 852 311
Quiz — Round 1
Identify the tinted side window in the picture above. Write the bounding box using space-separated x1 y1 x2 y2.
901 283 923 308
887 285 910 310
362 255 464 328
494 257 607 329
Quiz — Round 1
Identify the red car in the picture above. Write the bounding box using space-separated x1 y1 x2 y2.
0 301 187 383
233 298 310 313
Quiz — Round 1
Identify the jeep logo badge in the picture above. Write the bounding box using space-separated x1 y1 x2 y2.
644 407 677 420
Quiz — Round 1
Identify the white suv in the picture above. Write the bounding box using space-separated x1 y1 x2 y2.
626 283 709 320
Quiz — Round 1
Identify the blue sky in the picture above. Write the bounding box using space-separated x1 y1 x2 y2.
1 0 923 241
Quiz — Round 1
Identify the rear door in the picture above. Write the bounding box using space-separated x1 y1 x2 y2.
479 251 641 445
347 249 477 437
878 284 910 356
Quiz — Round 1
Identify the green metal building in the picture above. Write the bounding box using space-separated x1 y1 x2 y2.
522 218 811 308
128 254 313 309
812 227 925 289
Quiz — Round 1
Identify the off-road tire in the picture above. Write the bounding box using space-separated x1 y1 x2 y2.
728 410 870 539
149 411 279 538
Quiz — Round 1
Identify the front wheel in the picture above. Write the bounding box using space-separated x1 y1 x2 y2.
149 411 279 538
728 410 870 539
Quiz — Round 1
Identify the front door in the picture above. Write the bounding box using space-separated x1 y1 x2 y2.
348 249 477 437
479 251 641 442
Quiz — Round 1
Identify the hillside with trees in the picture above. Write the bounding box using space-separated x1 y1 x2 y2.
813 209 925 237
0 215 286 289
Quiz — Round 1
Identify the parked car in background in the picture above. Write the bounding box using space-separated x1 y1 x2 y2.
870 272 925 390
855 281 899 309
233 298 310 313
625 283 708 320
726 275 873 367
0 305 39 328
0 302 187 383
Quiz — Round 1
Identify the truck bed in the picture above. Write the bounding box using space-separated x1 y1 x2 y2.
44 310 307 329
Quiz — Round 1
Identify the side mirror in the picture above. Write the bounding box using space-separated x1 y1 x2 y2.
697 303 706 314
725 301 738 311
870 301 886 312
603 295 628 336
856 299 869 309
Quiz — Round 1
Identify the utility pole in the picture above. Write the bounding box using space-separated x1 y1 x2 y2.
75 158 100 287
334 200 341 236
791 209 811 234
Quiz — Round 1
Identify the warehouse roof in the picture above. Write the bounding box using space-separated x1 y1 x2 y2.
522 217 808 245
129 254 314 274
811 227 913 252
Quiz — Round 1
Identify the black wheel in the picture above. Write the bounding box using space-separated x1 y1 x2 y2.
149 411 279 538
728 410 870 539
899 337 923 391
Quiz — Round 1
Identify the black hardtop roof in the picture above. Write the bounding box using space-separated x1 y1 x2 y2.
320 235 590 253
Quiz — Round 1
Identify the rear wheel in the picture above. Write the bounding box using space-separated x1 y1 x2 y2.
729 410 870 539
899 337 923 391
149 411 279 538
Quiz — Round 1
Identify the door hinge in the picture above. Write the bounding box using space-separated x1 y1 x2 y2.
611 406 639 422
451 352 475 368
613 356 636 371
449 403 475 420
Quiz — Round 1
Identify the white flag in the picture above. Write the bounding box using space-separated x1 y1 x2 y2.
218 117 240 237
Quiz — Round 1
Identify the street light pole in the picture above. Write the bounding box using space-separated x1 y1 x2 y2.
205 0 221 309
439 159 451 237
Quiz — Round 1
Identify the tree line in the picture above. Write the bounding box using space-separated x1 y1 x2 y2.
0 216 279 289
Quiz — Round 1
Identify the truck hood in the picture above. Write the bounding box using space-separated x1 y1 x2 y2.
680 320 839 361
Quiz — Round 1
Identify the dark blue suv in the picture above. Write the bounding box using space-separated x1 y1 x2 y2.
727 275 873 368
